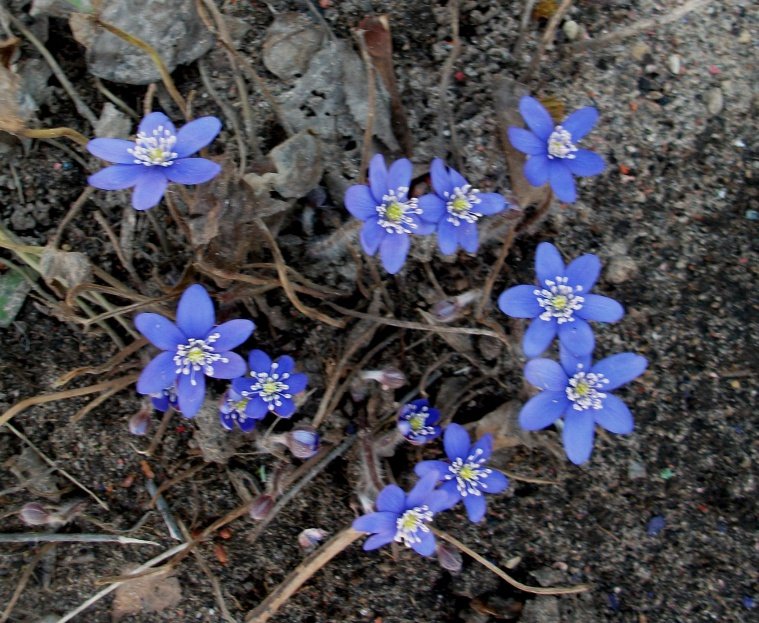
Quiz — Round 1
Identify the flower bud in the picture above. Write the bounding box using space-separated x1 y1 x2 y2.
436 541 463 573
360 368 407 390
431 299 459 323
249 494 275 520
128 404 152 436
297 528 327 551
19 502 51 526
285 427 320 459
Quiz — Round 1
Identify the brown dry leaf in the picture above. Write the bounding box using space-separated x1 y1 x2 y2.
492 76 552 209
39 247 93 290
0 36 21 68
112 571 182 622
4 447 63 499
472 400 526 450
0 59 26 133
418 309 475 358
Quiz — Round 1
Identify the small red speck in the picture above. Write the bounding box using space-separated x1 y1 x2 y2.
219 527 232 540
708 65 720 75
319 0 332 8
619 164 631 175
53 162 62 170
454 71 466 82
697 504 709 513
629 100 639 112
176 425 187 433
738 257 748 264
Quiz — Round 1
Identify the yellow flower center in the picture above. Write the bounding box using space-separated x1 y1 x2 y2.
399 512 420 532
262 381 280 396
234 399 249 412
451 197 470 212
187 347 205 364
148 147 167 162
575 381 590 396
385 201 404 222
459 465 475 481
552 294 568 310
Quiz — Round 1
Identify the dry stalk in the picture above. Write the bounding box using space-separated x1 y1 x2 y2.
521 0 574 82
352 28 377 184
437 0 463 170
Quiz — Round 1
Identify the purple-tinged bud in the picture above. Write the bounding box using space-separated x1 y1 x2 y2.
360 368 407 390
19 503 50 526
436 541 463 573
297 528 327 551
249 494 275 520
286 427 320 459
128 404 152 436
430 289 481 323
349 377 368 402
397 399 442 445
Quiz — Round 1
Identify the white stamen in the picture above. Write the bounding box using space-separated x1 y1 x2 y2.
443 184 482 226
445 448 492 497
547 125 578 159
173 332 228 386
566 367 609 411
241 370 292 411
376 187 422 234
128 125 178 167
535 276 584 323
394 505 433 547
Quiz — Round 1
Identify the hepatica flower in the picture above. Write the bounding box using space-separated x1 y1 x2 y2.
352 472 451 556
150 385 178 412
498 242 624 358
219 387 257 432
344 154 436 274
520 347 647 464
135 284 254 418
419 158 507 255
508 96 605 203
88 112 222 211
415 423 508 523
397 399 442 445
232 350 308 419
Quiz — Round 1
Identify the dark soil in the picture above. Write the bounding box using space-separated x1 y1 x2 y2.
1 1 757 623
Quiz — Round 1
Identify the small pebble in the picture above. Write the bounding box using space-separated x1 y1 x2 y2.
707 87 723 115
737 30 751 44
745 210 758 221
647 515 666 536
563 20 580 41
628 460 647 480
606 255 638 284
631 41 651 62
667 54 681 75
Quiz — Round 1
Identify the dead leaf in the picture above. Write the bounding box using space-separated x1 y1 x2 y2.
472 400 525 450
0 62 25 133
39 247 93 290
112 571 182 622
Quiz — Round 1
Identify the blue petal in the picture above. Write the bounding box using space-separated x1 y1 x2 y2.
524 155 549 187
519 390 569 430
135 313 185 349
363 531 395 551
379 233 410 274
275 397 296 418
448 166 468 190
376 484 405 514
131 167 168 211
208 352 247 379
344 184 378 221
519 96 555 141
558 318 595 356
139 112 176 137
410 531 436 556
508 127 547 155
429 158 453 195
387 158 413 196
177 372 206 418
411 217 435 235
164 158 221 185
219 409 234 431
562 409 595 465
427 489 455 513
275 355 295 375
440 479 462 505
566 150 605 177
360 218 384 256
353 511 397 534
414 460 449 481
469 433 493 461
561 107 598 141
210 319 255 351
247 349 272 373
245 395 269 419
480 469 508 494
437 219 459 255
418 194 445 223
174 116 221 158
548 160 577 203
524 358 568 391
591 353 648 391
136 351 177 394
559 343 592 377
238 415 257 433
498 284 540 318
595 394 634 434
368 154 388 203
286 373 308 395
406 472 439 508
87 138 136 164
444 423 471 460
535 242 565 284
577 294 624 322
565 254 600 292
88 164 144 190
176 284 215 339
522 317 557 358
457 221 478 253
463 494 487 523
474 192 506 215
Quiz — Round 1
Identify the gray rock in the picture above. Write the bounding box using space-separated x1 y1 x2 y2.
563 20 580 41
70 0 213 85
707 87 724 115
521 597 560 623
263 13 325 82
667 54 681 75
93 102 132 138
31 0 93 18
606 255 639 284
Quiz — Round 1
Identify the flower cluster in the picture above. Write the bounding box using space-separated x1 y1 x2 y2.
344 155 508 274
88 112 222 211
498 243 646 464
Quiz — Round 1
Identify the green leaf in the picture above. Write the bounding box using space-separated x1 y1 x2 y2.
0 269 31 328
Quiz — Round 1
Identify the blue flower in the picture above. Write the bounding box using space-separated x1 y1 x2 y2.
344 154 436 274
415 423 509 523
219 387 258 432
150 385 178 412
508 96 605 203
397 399 442 445
134 284 254 418
232 350 308 419
418 159 507 255
87 112 222 211
520 347 647 465
498 242 624 358
352 472 452 556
